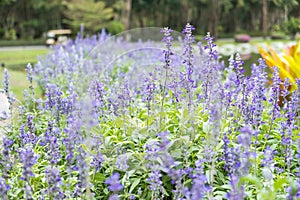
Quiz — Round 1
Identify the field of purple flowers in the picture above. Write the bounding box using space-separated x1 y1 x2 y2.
0 24 300 199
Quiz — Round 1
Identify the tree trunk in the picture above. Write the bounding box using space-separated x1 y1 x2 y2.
124 0 132 41
211 0 219 39
187 7 192 22
262 0 268 39
284 6 288 22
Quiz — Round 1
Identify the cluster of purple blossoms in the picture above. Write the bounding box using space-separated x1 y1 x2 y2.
44 84 75 125
230 53 245 84
222 130 241 176
0 176 10 199
144 140 164 199
19 114 38 145
261 146 274 181
91 152 104 172
0 138 13 178
145 132 201 199
2 68 14 112
115 154 129 171
105 172 123 200
117 82 132 115
226 175 246 200
180 23 196 109
89 79 106 116
156 132 177 171
185 160 210 200
73 147 89 197
25 64 35 96
142 72 157 110
269 67 281 121
168 76 181 103
42 121 58 144
47 134 61 166
2 68 9 96
147 165 163 198
225 126 254 199
19 147 38 179
224 53 245 112
161 27 173 69
250 59 268 128
19 146 39 199
63 116 81 174
295 79 300 118
45 166 64 199
161 26 175 107
0 138 13 199
284 82 298 130
203 32 218 60
237 126 253 176
276 77 298 173
182 23 195 72
90 136 105 172
198 32 220 108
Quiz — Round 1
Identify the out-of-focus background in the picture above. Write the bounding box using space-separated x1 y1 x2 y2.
0 0 299 42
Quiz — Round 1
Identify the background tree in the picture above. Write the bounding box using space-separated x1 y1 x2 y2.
64 0 124 35
272 0 298 21
0 0 17 39
0 0 300 40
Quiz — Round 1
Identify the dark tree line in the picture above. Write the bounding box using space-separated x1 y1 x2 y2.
0 0 299 39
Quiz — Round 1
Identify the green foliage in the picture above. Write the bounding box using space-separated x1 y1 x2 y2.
272 0 298 8
1 0 300 39
106 21 125 35
282 17 300 38
64 0 124 34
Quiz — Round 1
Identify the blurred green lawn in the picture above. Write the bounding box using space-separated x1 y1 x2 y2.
0 49 48 101
0 49 48 70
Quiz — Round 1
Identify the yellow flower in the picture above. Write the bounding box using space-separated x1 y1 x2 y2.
259 41 300 91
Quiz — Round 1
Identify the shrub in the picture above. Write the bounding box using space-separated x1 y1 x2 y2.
282 17 300 39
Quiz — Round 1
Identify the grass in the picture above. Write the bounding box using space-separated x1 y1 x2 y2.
0 49 49 70
0 49 48 101
0 69 43 103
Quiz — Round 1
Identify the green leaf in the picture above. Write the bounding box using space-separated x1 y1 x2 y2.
94 172 106 182
129 178 141 193
203 121 210 134
239 174 263 189
274 177 288 192
257 188 276 200
127 170 136 178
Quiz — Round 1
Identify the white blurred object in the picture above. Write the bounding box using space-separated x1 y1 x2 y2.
0 92 10 142
0 92 10 120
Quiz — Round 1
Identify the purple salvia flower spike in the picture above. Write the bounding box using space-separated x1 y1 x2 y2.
203 32 218 60
45 166 65 199
19 146 39 199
